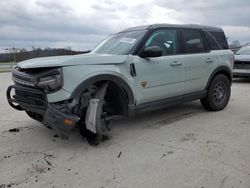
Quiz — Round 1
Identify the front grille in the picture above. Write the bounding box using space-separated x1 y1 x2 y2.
12 67 36 87
234 61 250 69
12 76 35 87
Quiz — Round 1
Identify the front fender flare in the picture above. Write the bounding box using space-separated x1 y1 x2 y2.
70 74 135 105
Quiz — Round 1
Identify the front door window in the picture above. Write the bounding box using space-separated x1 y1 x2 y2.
144 30 178 56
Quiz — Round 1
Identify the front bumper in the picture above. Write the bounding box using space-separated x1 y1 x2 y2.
7 85 79 138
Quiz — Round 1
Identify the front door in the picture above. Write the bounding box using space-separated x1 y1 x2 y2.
133 29 185 105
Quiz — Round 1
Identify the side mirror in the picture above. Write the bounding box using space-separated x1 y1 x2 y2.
140 46 162 58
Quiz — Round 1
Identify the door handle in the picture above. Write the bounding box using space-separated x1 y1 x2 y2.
170 61 182 67
206 58 214 63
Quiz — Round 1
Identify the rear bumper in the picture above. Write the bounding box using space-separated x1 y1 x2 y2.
233 69 250 78
6 85 79 138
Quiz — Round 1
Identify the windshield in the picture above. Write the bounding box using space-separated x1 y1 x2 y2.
236 45 250 55
91 30 146 55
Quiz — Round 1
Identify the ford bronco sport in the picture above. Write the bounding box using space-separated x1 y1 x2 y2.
7 24 234 145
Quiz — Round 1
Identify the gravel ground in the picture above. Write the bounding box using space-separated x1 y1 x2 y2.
0 72 250 188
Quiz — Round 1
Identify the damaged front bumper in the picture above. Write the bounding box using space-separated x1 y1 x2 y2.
7 85 79 138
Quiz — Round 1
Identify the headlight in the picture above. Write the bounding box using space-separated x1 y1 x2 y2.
37 69 63 93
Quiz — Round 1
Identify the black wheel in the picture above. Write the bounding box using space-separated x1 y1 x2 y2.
201 74 231 111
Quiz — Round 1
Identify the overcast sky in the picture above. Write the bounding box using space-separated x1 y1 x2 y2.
0 0 249 52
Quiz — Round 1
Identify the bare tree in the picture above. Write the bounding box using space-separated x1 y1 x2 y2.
230 40 241 48
9 47 20 63
20 48 27 53
44 47 52 50
32 46 42 58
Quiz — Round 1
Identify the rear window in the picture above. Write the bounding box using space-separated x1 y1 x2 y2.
182 29 207 53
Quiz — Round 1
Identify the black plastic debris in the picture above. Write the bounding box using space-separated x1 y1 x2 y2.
118 151 122 158
8 128 20 132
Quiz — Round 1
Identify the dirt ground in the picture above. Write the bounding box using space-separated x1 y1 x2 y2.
0 72 250 188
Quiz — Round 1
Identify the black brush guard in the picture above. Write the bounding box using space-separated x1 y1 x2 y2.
7 85 79 139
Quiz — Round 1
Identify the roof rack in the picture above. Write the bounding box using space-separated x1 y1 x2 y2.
119 23 223 33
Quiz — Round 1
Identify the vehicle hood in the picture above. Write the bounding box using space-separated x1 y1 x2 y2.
234 55 250 62
17 53 128 69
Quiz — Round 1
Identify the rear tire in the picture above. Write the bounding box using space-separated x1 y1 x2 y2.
201 74 231 111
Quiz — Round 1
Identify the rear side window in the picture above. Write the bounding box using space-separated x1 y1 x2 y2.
182 29 207 53
203 31 220 50
209 31 228 49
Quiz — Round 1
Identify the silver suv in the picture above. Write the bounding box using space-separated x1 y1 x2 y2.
7 24 234 145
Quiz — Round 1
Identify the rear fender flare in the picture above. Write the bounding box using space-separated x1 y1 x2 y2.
205 66 232 89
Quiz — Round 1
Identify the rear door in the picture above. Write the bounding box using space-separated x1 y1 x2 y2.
181 29 216 93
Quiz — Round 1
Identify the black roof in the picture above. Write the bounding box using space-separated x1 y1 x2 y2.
120 23 223 33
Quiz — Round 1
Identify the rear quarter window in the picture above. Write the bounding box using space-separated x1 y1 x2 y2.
203 31 220 50
209 31 228 49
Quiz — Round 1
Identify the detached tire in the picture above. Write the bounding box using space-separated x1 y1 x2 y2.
201 74 231 111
